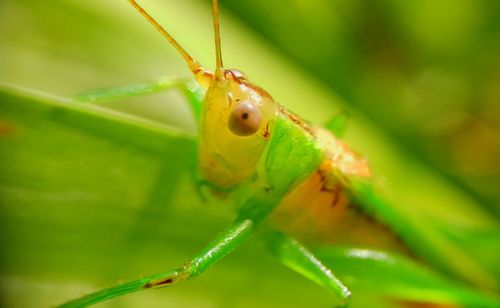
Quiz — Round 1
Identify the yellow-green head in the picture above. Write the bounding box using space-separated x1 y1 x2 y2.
198 69 277 188
128 0 278 189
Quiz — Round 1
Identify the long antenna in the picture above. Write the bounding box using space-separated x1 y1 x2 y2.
212 0 224 76
127 0 200 73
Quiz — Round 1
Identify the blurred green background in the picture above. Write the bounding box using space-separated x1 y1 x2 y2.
0 0 499 307
219 0 500 216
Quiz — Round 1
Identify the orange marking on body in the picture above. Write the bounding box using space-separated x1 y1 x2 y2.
272 171 348 243
272 158 407 253
314 127 371 180
332 140 371 178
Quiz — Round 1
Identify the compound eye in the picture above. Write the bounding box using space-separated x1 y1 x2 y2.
228 100 262 136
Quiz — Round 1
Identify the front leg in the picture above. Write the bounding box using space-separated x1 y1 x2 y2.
75 76 205 120
261 230 351 307
58 219 254 307
58 188 282 308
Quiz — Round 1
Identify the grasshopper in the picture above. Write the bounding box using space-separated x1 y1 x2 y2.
60 0 499 307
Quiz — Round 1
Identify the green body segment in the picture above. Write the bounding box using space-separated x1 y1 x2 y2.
263 114 324 196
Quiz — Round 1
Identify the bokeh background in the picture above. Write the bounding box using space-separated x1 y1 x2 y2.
219 0 500 217
0 0 499 307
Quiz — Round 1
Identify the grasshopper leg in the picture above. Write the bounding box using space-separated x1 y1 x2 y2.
74 76 205 120
261 230 351 307
58 219 254 308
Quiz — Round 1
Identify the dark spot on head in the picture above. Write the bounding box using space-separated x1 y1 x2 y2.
242 113 249 120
